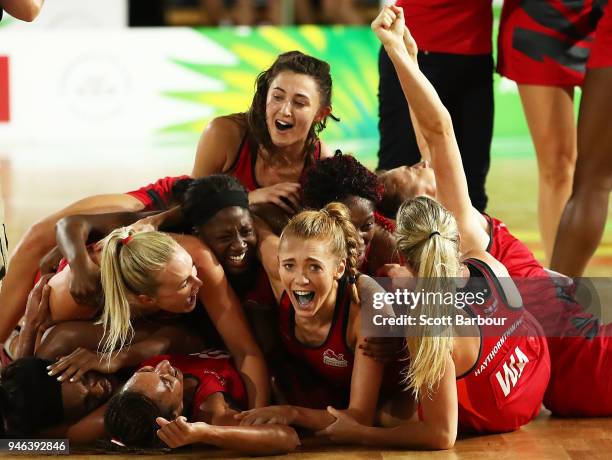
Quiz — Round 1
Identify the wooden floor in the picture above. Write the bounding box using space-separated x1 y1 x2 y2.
64 409 612 459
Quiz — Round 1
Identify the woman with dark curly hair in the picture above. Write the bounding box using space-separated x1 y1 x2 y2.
192 51 337 215
301 152 400 276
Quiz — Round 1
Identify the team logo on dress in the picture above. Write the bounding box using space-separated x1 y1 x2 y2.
323 349 348 368
494 345 530 397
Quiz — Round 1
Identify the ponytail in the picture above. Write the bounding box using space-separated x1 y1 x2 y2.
98 228 178 359
395 196 461 398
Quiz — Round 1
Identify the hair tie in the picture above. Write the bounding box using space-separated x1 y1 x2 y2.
348 274 356 284
428 231 440 240
121 235 133 246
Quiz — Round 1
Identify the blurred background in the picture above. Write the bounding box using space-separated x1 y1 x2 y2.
0 0 610 273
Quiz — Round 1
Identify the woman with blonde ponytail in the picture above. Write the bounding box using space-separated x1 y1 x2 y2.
97 227 201 357
250 6 547 450
234 202 405 433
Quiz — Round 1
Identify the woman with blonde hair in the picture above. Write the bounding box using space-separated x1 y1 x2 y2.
13 225 269 410
233 201 404 432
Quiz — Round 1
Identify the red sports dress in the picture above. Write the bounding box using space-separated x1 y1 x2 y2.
126 175 189 211
451 259 550 433
498 0 607 86
140 351 247 415
395 0 493 55
484 216 612 415
277 277 403 408
228 135 321 192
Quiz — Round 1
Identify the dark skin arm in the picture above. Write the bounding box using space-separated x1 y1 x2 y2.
43 320 206 382
55 211 160 306
14 275 52 359
156 392 300 455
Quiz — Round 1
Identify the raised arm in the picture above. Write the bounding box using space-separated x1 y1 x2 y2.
373 6 488 253
1 0 44 22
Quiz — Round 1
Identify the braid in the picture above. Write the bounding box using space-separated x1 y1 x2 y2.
322 203 360 303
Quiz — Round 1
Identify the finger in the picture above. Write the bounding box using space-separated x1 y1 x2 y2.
327 406 342 418
156 417 170 427
156 429 175 448
47 357 73 375
272 198 295 215
70 366 88 383
315 428 330 437
233 412 246 420
40 284 51 304
280 193 301 212
57 364 80 382
175 416 189 428
254 417 267 426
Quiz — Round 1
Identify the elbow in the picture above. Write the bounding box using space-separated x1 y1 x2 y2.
278 427 300 452
422 109 453 140
428 426 456 450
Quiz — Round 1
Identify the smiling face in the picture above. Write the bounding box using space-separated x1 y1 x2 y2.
197 207 257 276
61 371 117 420
341 195 374 266
123 360 184 418
278 236 345 318
265 71 328 149
145 246 202 313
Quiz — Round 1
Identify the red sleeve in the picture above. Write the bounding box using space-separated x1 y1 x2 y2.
126 176 190 211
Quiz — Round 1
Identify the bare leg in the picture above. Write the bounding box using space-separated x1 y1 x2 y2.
550 68 612 276
518 85 577 264
0 194 143 343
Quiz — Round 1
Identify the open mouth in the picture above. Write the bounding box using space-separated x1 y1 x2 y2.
293 290 315 307
187 289 199 308
275 120 294 131
228 252 247 263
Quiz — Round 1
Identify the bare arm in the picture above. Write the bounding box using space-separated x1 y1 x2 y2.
14 276 52 359
192 116 245 177
254 217 284 302
1 0 44 21
55 211 158 307
179 235 270 408
324 355 457 450
376 7 488 253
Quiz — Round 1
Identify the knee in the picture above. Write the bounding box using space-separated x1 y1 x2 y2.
538 152 576 187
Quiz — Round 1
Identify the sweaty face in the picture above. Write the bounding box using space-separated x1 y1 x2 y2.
123 360 184 417
341 195 374 266
61 371 117 420
198 207 257 275
384 161 437 204
278 236 345 319
152 246 202 313
265 71 326 149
